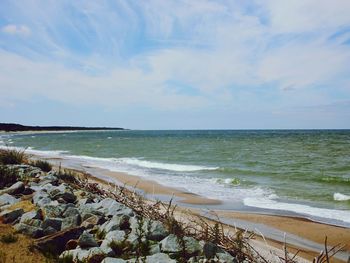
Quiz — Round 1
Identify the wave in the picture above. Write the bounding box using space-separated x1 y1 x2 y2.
244 197 350 224
334 192 350 201
318 176 350 185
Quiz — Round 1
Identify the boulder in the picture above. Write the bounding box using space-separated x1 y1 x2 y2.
145 253 176 263
21 219 42 228
42 204 66 218
101 258 127 263
0 193 19 207
100 215 130 232
61 215 81 230
51 191 77 203
6 181 25 195
216 252 237 263
104 230 126 243
0 208 24 223
148 220 168 241
203 242 218 259
43 226 57 236
159 234 201 255
14 223 44 238
78 231 99 248
42 218 62 231
62 207 80 218
20 209 43 223
35 226 84 255
22 187 35 195
81 214 103 229
60 247 105 262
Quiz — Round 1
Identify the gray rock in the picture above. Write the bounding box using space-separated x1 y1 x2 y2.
43 226 58 235
0 208 24 223
99 239 115 257
203 242 218 259
63 207 80 218
216 252 237 263
52 191 77 203
81 214 103 229
61 215 81 230
101 258 127 263
6 181 25 195
159 234 201 255
159 234 181 253
0 193 19 207
149 243 161 255
148 220 168 241
22 186 35 195
60 247 105 261
42 218 62 231
42 204 66 218
105 230 126 243
145 253 176 263
14 223 44 238
78 231 99 248
20 210 43 223
21 218 42 227
33 191 51 206
100 215 130 232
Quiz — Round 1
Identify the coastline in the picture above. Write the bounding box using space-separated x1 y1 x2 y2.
59 164 350 262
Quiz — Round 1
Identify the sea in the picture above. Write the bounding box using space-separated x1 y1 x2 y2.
1 130 350 227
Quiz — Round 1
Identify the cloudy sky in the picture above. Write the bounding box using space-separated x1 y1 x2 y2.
0 0 349 129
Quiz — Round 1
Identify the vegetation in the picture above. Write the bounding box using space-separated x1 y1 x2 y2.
0 165 18 189
0 233 18 244
0 148 27 165
31 160 52 172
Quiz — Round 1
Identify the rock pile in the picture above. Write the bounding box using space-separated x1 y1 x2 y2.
0 164 237 262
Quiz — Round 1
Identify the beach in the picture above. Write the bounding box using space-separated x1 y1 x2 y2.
1 130 350 262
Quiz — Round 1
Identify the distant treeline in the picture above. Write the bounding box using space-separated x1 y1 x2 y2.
0 123 125 132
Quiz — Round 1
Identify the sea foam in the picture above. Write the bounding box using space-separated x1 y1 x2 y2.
333 192 350 201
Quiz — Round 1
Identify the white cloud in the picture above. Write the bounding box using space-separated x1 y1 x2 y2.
2 24 31 36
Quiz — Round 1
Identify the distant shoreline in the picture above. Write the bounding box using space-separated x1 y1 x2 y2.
0 123 126 132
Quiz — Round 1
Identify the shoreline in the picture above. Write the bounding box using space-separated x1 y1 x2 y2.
62 165 350 262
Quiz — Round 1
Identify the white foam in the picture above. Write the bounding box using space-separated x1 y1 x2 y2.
334 192 350 201
244 197 350 224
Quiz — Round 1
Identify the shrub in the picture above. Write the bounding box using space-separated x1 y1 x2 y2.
0 148 27 165
31 160 52 172
108 239 132 258
56 170 79 184
0 166 18 189
0 233 18 244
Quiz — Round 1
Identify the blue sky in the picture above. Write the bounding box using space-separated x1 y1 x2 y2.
0 0 350 129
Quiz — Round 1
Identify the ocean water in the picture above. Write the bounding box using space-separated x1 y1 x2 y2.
1 130 350 226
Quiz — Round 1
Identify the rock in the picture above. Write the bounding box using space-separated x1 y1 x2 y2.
159 234 201 256
101 258 127 263
203 242 218 259
22 186 35 195
149 243 161 255
81 214 103 229
60 247 105 262
148 221 168 241
61 215 81 230
32 191 51 206
159 234 181 253
44 226 57 236
42 218 62 231
0 208 24 223
216 252 237 263
62 207 80 218
21 219 42 227
52 191 77 203
42 204 66 218
35 226 84 255
66 239 78 250
104 230 126 243
0 193 19 207
14 223 44 238
6 181 25 195
145 253 176 263
20 210 43 223
100 215 130 232
78 231 99 248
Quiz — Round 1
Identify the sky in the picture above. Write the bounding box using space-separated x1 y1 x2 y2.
0 0 350 129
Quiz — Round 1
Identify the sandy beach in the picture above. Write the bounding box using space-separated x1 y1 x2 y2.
70 166 350 262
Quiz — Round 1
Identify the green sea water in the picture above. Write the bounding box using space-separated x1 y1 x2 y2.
1 130 350 225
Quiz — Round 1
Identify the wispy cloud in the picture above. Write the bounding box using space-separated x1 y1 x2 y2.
0 0 349 128
2 24 31 36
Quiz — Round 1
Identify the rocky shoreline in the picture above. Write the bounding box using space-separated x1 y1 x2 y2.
0 161 243 263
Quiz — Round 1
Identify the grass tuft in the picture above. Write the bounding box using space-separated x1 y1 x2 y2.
31 160 52 172
0 148 27 165
0 233 18 244
0 165 18 189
